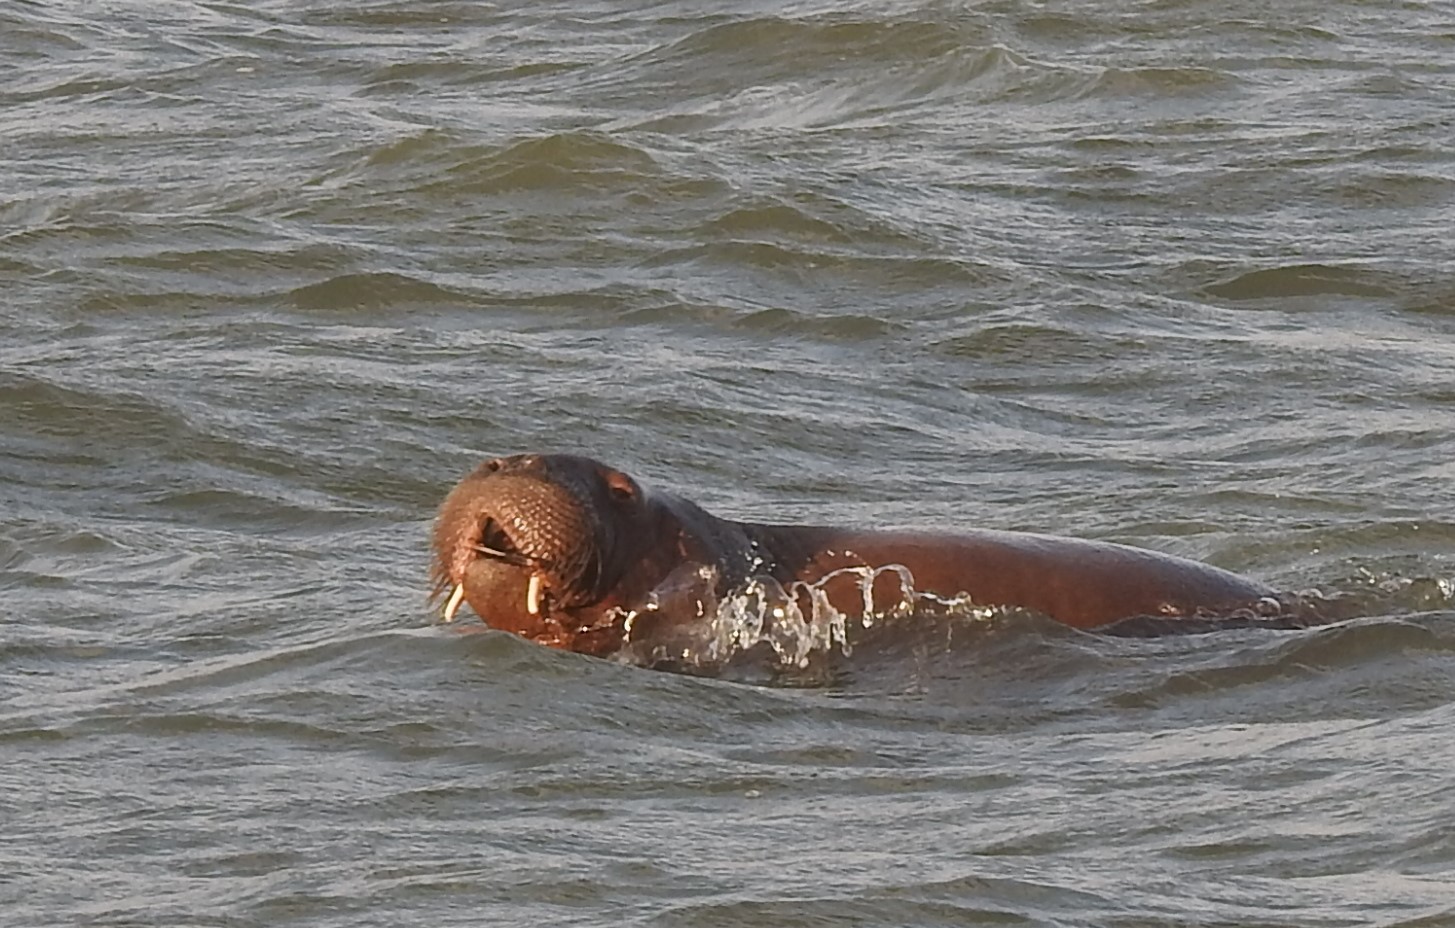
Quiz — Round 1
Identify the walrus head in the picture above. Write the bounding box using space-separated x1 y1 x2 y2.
430 454 673 653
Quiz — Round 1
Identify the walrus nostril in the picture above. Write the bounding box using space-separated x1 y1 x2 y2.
481 454 547 477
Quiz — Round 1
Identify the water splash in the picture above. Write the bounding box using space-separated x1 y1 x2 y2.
710 564 917 667
1305 568 1455 617
611 561 1003 671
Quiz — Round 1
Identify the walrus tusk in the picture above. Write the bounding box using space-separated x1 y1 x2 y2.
442 584 466 623
442 575 545 622
527 573 543 615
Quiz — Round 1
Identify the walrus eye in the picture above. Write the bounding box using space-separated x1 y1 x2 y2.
603 469 637 504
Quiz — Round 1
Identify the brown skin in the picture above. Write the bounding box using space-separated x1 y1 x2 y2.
431 453 1277 660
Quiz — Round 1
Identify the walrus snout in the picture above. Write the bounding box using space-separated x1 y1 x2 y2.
432 455 625 625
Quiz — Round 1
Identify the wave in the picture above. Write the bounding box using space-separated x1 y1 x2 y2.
1205 263 1399 301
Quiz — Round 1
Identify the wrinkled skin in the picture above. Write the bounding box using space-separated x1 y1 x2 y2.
430 453 1281 660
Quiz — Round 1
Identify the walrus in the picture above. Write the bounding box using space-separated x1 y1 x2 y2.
430 453 1289 669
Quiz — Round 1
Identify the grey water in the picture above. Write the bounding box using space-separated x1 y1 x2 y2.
3 1 1455 925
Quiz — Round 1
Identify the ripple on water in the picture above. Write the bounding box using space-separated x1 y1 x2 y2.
426 131 664 195
287 271 483 312
1205 263 1400 301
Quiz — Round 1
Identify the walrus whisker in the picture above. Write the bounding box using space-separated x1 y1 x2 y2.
471 543 536 568
579 543 604 599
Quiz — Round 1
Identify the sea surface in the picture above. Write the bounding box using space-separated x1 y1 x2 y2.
4 1 1454 925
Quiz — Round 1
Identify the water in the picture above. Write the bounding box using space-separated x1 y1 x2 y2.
3 0 1454 925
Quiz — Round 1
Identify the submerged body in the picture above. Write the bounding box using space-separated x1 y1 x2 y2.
430 454 1276 663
